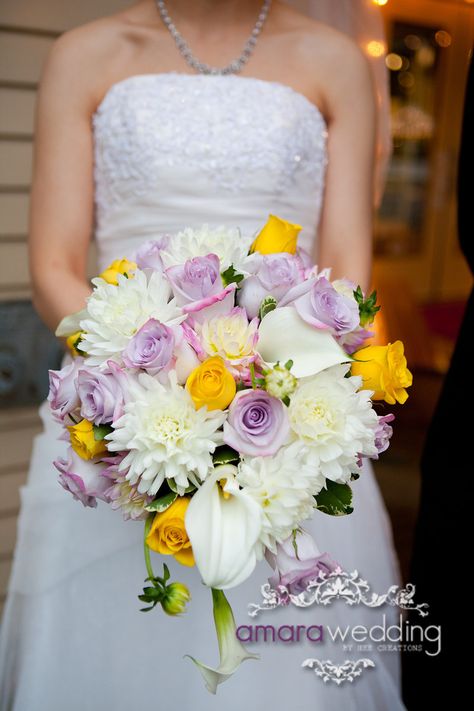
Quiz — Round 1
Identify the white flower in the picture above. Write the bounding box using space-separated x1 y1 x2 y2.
185 465 262 590
198 307 258 375
160 225 252 272
236 442 324 554
264 364 297 400
288 364 378 483
80 270 185 366
106 371 226 495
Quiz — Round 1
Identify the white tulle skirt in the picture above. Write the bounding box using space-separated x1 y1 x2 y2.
0 401 405 711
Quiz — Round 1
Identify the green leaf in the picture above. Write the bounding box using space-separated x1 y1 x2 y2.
221 264 245 287
168 479 197 495
314 480 353 516
353 286 381 327
93 424 113 441
145 491 178 513
213 445 240 466
258 296 277 320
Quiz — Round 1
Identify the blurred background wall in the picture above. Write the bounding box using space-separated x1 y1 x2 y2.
0 0 473 615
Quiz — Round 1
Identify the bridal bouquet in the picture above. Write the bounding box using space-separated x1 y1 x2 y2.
50 215 412 692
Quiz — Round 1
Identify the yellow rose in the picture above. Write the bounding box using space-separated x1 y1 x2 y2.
66 331 85 357
250 214 302 255
146 497 195 567
186 356 236 410
68 419 108 460
351 340 413 405
99 258 137 285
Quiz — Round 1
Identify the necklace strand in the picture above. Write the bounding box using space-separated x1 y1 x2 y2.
155 0 273 75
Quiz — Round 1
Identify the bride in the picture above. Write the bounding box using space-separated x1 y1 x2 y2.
0 1 405 709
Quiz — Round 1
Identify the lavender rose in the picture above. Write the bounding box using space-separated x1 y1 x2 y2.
238 252 304 318
223 389 289 456
54 447 110 508
373 414 395 457
167 254 235 322
293 276 360 334
77 361 127 425
48 357 83 423
265 529 338 595
134 235 170 271
123 318 175 375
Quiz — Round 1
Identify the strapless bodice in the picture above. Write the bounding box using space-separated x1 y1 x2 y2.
92 72 328 268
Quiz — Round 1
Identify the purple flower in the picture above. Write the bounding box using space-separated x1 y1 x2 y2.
77 362 126 425
265 529 338 595
167 254 235 322
337 325 374 355
373 414 395 457
223 389 289 456
48 358 83 423
238 253 304 318
166 254 222 304
101 455 152 520
54 447 110 508
123 318 175 375
134 235 170 271
293 277 360 334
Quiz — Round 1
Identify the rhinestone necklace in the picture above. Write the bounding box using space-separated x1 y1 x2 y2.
155 0 273 75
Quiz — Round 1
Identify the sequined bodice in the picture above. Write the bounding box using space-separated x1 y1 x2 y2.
92 72 328 267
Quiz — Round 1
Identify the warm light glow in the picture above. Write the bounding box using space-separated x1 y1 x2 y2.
366 40 387 58
372 0 389 6
405 34 422 51
435 30 452 48
385 53 403 71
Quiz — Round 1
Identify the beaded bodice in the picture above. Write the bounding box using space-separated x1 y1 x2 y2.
92 72 328 267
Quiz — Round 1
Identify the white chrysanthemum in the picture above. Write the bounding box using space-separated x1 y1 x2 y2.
80 270 185 365
106 371 225 496
236 442 324 554
288 364 378 483
160 224 252 272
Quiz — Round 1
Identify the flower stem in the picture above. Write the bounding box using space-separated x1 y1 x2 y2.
143 513 156 583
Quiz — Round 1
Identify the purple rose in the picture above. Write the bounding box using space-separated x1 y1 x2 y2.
77 361 126 425
238 253 304 318
293 277 360 334
134 235 170 271
373 414 395 457
54 447 110 508
265 529 338 595
223 389 289 456
337 325 373 355
123 318 175 375
167 254 235 322
48 357 83 423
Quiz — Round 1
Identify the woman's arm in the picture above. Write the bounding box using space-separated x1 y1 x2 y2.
28 28 107 332
316 37 377 293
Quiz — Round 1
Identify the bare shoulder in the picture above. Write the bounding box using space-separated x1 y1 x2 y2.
272 1 374 110
38 3 155 113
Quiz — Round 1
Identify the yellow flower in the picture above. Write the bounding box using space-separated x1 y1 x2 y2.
186 356 236 411
99 258 137 285
146 497 195 567
68 419 108 460
66 331 85 357
250 214 302 255
351 341 413 405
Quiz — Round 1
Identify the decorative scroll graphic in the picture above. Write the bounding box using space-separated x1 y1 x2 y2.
302 658 375 685
248 568 430 618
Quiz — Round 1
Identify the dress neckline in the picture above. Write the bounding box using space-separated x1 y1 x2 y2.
92 71 328 128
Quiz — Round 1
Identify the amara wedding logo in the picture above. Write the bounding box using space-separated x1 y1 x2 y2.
241 569 438 685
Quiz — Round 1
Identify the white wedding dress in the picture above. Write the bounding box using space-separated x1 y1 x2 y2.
0 73 405 711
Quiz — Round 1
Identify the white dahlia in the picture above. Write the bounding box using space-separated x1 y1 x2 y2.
160 225 252 272
106 371 225 496
80 270 185 366
288 364 378 483
236 442 324 554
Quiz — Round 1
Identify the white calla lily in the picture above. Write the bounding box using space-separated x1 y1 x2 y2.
186 588 259 694
257 306 350 378
185 464 262 590
55 309 88 338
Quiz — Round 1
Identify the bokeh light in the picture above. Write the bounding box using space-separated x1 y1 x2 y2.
435 30 452 48
366 40 387 58
386 53 404 71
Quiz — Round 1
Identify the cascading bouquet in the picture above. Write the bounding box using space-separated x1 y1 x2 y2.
50 215 412 693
